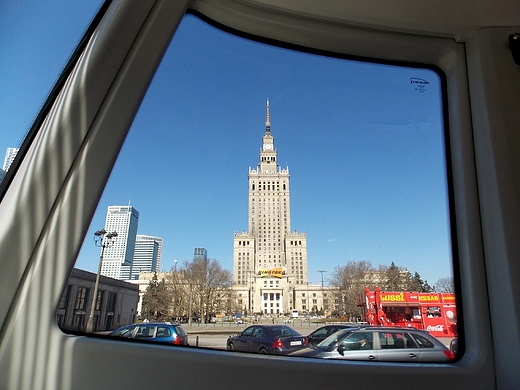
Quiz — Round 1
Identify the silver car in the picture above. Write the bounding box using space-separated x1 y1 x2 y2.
290 327 455 362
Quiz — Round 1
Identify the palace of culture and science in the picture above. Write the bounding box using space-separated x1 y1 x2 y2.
232 101 311 315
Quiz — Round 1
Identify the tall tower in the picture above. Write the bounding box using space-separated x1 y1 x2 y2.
100 205 139 279
3 147 19 172
233 101 308 315
194 248 208 261
126 235 163 280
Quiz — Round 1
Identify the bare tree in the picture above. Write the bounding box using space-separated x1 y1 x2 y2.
329 260 376 319
434 276 455 293
182 258 232 323
166 270 191 321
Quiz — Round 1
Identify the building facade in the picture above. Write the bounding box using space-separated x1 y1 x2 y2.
2 147 18 172
126 234 163 280
57 268 139 332
128 271 170 317
194 247 208 261
233 101 308 315
100 205 139 279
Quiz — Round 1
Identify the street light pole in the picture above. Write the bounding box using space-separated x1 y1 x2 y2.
245 270 255 316
316 270 328 315
86 229 118 333
317 269 328 288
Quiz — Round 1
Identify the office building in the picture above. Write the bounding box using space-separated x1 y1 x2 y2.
100 205 139 279
3 147 18 172
233 101 308 315
127 235 163 280
194 247 208 261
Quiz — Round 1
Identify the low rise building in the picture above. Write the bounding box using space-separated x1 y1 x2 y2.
57 268 139 332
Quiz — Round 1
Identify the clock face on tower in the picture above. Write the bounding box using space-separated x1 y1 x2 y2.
264 144 272 150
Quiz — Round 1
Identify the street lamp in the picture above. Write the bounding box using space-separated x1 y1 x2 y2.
317 270 328 315
86 229 118 333
245 270 255 316
316 270 328 288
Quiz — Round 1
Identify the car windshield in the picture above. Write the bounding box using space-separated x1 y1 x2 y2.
270 326 300 338
317 330 352 350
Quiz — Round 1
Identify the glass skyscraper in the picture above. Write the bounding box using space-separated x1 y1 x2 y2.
100 205 139 279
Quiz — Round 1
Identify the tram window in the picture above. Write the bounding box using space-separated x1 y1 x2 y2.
64 14 454 362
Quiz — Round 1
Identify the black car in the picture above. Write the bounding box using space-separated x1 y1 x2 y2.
307 324 360 348
450 338 458 355
290 326 455 362
227 325 308 355
108 322 189 346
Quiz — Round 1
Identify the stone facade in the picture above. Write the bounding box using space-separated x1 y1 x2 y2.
57 268 139 332
233 101 308 315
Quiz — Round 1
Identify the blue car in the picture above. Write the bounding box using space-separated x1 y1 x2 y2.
227 325 308 355
109 322 189 346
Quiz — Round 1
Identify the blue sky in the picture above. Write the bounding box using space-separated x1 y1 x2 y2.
1 5 452 286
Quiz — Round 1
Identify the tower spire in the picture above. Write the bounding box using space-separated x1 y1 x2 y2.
265 98 271 134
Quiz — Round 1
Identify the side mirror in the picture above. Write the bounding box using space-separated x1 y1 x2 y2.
337 344 345 356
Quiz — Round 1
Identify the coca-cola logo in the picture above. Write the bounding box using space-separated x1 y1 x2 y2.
427 325 444 332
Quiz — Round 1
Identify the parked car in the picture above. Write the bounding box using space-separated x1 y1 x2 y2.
450 338 458 355
290 327 455 362
227 325 308 355
108 322 189 346
307 324 360 348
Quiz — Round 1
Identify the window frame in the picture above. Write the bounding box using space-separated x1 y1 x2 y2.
0 0 509 388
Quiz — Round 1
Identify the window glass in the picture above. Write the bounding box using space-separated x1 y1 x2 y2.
379 332 408 349
313 328 328 338
342 332 374 351
174 326 187 337
156 327 172 338
319 330 350 349
64 15 453 361
111 325 135 338
411 333 436 348
0 1 104 178
135 325 157 339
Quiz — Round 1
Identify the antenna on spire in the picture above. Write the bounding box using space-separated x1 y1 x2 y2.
265 98 271 133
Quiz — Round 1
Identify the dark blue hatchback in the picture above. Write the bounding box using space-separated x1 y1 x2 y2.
226 325 308 355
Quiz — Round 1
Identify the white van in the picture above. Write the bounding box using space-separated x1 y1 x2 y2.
291 309 299 318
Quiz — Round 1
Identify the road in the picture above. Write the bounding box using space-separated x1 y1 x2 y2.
183 319 324 349
181 320 454 349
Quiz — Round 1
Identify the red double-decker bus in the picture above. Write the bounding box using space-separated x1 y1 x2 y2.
357 287 457 338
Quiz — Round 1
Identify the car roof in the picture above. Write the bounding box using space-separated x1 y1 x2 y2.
125 322 181 327
360 326 428 332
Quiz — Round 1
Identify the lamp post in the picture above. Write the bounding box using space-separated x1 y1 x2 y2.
172 259 178 320
306 281 311 315
317 270 328 315
245 270 255 316
86 229 118 333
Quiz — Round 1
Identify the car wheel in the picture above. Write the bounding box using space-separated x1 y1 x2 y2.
259 348 268 354
227 343 235 351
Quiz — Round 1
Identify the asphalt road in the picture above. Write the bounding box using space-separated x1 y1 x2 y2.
181 321 454 349
183 320 327 349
